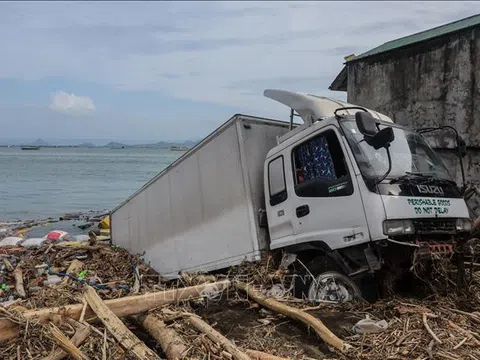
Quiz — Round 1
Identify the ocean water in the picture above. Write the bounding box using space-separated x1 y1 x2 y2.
0 147 182 221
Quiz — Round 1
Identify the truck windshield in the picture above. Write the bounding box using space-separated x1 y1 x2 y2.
340 119 453 183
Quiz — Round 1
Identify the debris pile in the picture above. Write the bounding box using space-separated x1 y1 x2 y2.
1 220 480 359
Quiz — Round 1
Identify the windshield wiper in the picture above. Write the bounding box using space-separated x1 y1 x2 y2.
389 172 457 186
389 172 434 184
421 176 458 187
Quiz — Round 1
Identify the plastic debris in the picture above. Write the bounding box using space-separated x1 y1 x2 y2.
73 234 90 242
77 270 88 280
352 318 389 334
45 230 69 242
98 216 110 229
21 238 47 248
43 274 62 285
0 237 24 247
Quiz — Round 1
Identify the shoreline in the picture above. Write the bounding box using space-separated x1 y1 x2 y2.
0 210 109 241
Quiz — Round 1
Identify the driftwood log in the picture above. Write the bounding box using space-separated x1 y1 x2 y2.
0 280 231 342
84 285 159 360
188 315 251 360
234 281 352 353
49 323 90 360
44 321 91 360
134 313 188 360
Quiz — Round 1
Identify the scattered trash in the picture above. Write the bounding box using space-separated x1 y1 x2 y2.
44 274 62 285
98 216 110 229
0 215 480 360
352 318 389 334
0 236 24 247
45 230 69 242
78 223 93 230
73 234 90 242
77 269 88 280
21 237 47 248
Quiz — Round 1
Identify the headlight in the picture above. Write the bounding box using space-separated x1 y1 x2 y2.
456 218 472 232
383 219 415 236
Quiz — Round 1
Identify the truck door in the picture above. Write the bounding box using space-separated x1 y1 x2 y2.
287 125 369 250
265 154 295 243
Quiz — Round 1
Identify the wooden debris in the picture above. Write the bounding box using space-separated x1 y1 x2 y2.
49 322 89 360
234 281 352 353
13 266 26 298
60 260 83 286
245 349 291 360
0 280 232 342
44 321 90 360
423 313 442 344
83 285 160 360
3 258 14 272
134 313 188 360
188 315 251 360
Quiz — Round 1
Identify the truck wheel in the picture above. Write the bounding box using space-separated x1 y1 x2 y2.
294 256 361 303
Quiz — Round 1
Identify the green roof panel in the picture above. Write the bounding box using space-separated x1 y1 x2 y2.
348 13 480 63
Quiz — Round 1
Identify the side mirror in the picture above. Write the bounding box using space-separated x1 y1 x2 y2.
355 112 377 136
366 127 395 150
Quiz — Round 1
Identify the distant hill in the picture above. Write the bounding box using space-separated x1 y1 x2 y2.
103 142 127 149
128 140 197 149
74 142 96 148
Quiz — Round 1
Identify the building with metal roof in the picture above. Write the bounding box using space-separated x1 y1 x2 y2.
329 14 480 185
330 14 480 92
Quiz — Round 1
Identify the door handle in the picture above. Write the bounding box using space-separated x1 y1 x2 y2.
296 205 310 218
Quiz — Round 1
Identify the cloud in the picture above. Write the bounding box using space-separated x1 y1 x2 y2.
49 91 95 115
0 1 479 121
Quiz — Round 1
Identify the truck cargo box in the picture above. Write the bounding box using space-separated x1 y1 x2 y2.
111 114 290 278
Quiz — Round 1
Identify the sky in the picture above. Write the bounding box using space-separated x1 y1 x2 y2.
0 1 479 144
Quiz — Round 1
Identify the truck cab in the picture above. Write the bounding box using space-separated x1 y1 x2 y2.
263 89 472 302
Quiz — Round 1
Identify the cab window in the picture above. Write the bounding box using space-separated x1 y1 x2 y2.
268 155 287 206
292 129 353 197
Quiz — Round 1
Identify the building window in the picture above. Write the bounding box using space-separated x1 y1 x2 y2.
268 156 287 206
292 130 353 197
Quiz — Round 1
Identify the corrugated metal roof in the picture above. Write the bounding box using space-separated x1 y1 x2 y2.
348 13 480 63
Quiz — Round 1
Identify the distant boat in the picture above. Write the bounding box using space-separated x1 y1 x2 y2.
21 146 41 150
170 146 189 151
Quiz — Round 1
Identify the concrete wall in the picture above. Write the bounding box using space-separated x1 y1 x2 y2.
346 26 480 184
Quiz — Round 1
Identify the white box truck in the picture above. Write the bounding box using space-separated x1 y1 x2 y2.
111 89 472 302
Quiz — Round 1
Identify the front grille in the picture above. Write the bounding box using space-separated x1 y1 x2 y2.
412 218 457 235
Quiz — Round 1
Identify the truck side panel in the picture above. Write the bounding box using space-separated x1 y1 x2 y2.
112 117 260 278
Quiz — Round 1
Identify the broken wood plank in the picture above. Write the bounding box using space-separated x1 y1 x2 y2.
13 267 26 298
84 285 160 360
49 323 89 360
188 315 250 360
134 313 188 360
234 281 352 353
44 321 90 360
0 280 231 342
60 260 83 286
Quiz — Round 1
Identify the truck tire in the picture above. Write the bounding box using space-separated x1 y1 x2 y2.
293 255 361 303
